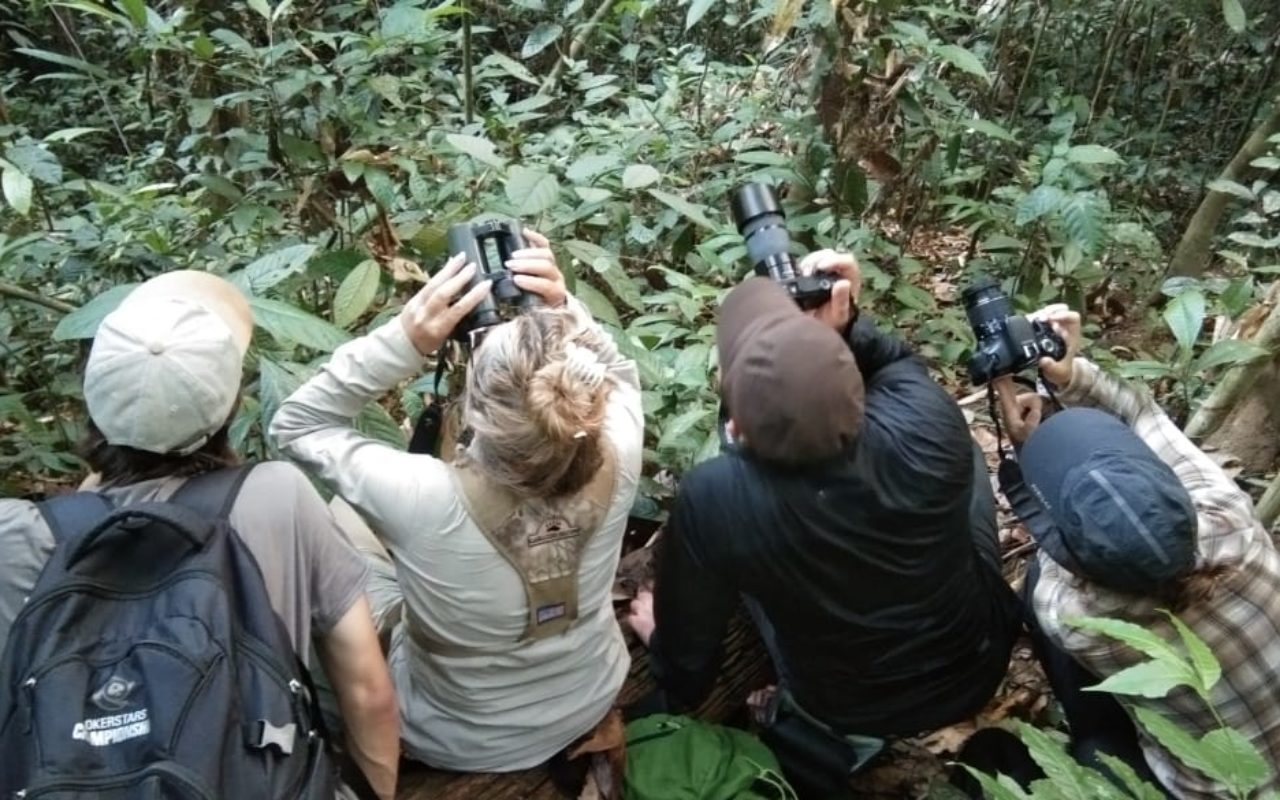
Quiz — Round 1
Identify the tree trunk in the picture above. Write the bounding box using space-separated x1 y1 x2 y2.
1186 282 1280 441
1166 98 1280 279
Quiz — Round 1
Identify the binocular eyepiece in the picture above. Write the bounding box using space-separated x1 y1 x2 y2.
730 183 834 310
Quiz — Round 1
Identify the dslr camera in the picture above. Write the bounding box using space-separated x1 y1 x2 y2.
730 183 834 310
963 277 1067 385
447 216 541 345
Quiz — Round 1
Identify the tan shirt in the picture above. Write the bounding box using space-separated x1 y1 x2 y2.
0 461 371 661
270 300 643 771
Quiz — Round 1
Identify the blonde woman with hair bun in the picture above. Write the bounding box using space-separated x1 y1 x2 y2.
271 230 643 773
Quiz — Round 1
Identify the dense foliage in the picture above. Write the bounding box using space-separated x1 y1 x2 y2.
1 0 1277 507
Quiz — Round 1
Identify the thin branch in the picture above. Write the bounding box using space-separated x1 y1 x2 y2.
539 0 619 96
48 6 131 156
0 281 76 313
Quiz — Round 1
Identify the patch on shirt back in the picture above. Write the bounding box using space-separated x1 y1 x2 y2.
528 517 580 548
536 603 567 625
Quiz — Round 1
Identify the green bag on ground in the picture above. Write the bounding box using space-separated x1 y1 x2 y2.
623 714 798 800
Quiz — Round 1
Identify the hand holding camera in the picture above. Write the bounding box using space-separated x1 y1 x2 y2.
1028 303 1081 386
962 279 1068 385
799 250 861 332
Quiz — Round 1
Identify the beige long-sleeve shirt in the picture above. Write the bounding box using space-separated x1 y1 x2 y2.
270 299 642 772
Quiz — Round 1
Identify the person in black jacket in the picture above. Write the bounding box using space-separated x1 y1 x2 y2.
626 252 1021 796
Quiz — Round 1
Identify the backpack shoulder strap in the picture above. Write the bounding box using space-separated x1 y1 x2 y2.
171 464 257 520
37 492 113 546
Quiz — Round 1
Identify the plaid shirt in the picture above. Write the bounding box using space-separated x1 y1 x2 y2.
1032 358 1280 799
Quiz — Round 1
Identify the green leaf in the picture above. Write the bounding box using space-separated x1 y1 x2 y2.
1192 339 1271 373
246 0 272 20
1094 754 1167 800
685 0 719 30
13 47 108 79
658 405 713 451
573 281 622 328
563 239 644 311
566 153 621 183
1201 729 1273 795
1133 707 1265 790
1084 659 1198 699
958 768 1033 800
622 164 661 190
52 283 139 340
892 282 936 312
445 133 507 170
1015 185 1065 226
1066 144 1122 165
648 189 718 230
52 0 129 25
1116 360 1177 379
1015 722 1101 800
250 296 351 352
965 118 1018 142
356 403 407 448
1222 0 1246 33
334 260 381 328
505 166 560 215
1207 179 1256 201
1161 611 1221 695
381 4 425 38
1061 192 1107 255
1163 289 1206 354
935 44 991 83
43 127 104 143
1 168 34 216
1066 616 1185 665
241 243 318 293
733 151 792 166
521 22 562 58
482 53 541 85
257 358 311 443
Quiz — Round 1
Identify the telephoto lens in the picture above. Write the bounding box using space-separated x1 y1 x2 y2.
731 183 799 282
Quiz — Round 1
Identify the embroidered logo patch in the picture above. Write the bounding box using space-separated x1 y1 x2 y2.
528 517 580 547
536 603 567 624
72 709 150 747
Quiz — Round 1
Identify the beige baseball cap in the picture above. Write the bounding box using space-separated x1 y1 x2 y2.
84 271 253 455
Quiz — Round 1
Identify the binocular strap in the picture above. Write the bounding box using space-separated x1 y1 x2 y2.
447 447 619 641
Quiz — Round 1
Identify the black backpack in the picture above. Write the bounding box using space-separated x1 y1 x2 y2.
0 466 338 800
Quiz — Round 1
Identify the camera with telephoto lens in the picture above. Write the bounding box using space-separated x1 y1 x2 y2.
730 183 834 310
447 216 542 344
963 277 1067 385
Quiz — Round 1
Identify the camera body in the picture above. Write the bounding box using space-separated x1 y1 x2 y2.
730 183 833 310
447 216 541 343
963 278 1067 385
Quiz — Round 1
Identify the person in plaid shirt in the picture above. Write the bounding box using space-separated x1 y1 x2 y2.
994 304 1280 799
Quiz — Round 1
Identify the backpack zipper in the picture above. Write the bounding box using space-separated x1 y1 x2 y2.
10 571 223 632
15 761 214 799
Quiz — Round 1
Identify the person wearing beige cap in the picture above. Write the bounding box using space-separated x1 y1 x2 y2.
626 252 1021 797
0 271 400 800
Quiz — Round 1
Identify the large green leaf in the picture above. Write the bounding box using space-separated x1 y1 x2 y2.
1066 616 1184 665
648 189 718 230
574 281 622 328
1085 659 1197 699
241 243 318 293
1016 722 1122 800
622 164 661 190
445 133 506 170
250 296 351 351
52 283 139 340
935 44 991 83
1093 754 1167 800
1162 289 1206 354
1066 144 1122 165
13 47 108 79
257 358 312 444
505 166 560 215
1198 728 1272 794
658 405 713 451
1193 340 1271 373
1 167 33 216
334 260 382 329
958 768 1033 800
1061 192 1107 255
685 0 719 30
1163 611 1221 695
356 402 407 447
521 22 562 58
563 239 644 311
1015 185 1064 226
1222 0 1246 33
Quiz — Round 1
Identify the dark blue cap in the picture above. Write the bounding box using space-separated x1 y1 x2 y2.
1019 408 1197 594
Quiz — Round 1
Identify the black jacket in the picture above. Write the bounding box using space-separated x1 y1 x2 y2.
649 318 1019 735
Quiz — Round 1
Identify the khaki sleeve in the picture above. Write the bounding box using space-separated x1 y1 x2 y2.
0 500 55 645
